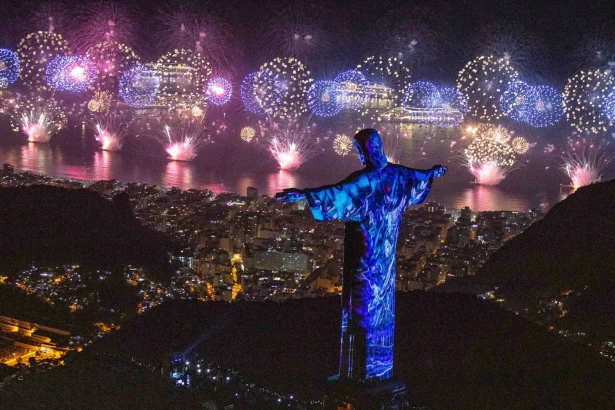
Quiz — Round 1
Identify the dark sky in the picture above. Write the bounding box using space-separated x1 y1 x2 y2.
2 0 615 85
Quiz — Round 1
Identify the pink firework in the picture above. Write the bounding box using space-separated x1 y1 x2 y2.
463 127 518 185
94 112 130 152
265 117 319 170
270 139 302 170
155 3 197 51
12 97 67 143
70 2 136 52
156 116 209 162
31 2 70 34
165 139 198 161
23 119 51 143
467 162 508 186
561 141 612 190
97 128 123 151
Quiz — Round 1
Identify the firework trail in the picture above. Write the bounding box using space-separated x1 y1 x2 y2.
471 23 548 79
382 133 404 164
259 4 333 65
31 1 71 34
70 2 137 53
572 27 615 71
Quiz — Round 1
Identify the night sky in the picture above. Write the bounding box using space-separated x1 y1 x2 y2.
1 0 615 86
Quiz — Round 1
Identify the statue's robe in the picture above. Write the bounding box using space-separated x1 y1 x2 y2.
305 164 433 381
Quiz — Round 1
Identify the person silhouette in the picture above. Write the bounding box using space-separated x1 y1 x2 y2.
276 128 447 382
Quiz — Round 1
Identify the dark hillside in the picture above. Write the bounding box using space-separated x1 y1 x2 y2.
0 185 171 279
73 292 615 409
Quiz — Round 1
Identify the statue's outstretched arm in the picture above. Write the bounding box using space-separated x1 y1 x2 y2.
430 165 448 179
402 165 447 206
275 171 371 222
409 165 448 180
275 188 306 203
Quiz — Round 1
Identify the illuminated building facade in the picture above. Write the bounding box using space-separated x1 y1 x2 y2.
252 250 309 273
380 106 464 124
144 63 205 109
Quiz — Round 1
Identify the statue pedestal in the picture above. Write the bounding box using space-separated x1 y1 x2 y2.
322 378 409 410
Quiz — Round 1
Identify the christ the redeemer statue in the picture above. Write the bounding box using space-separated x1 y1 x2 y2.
276 129 447 383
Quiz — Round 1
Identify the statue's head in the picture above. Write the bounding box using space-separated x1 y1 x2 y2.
353 129 388 169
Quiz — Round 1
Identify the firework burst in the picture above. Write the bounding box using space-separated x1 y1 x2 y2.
88 91 112 113
70 2 137 53
93 111 131 151
457 55 519 122
155 1 236 67
356 56 411 120
334 70 372 110
157 49 212 96
206 77 232 105
0 49 20 87
472 24 547 79
561 140 612 190
155 3 199 51
256 57 313 119
333 134 353 156
10 95 66 143
119 65 160 107
86 41 140 94
264 117 318 170
464 126 518 185
45 55 98 92
403 81 442 109
306 80 342 117
563 69 614 134
240 126 255 142
154 114 210 161
572 28 615 71
16 31 70 91
261 8 331 64
511 136 530 154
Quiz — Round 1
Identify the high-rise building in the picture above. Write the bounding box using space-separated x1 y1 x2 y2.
2 163 14 176
252 250 309 273
460 206 472 221
425 201 444 215
247 186 258 198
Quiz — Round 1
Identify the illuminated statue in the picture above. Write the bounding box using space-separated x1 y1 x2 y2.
276 129 447 383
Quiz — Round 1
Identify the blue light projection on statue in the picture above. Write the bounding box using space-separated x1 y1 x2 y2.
276 129 446 382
